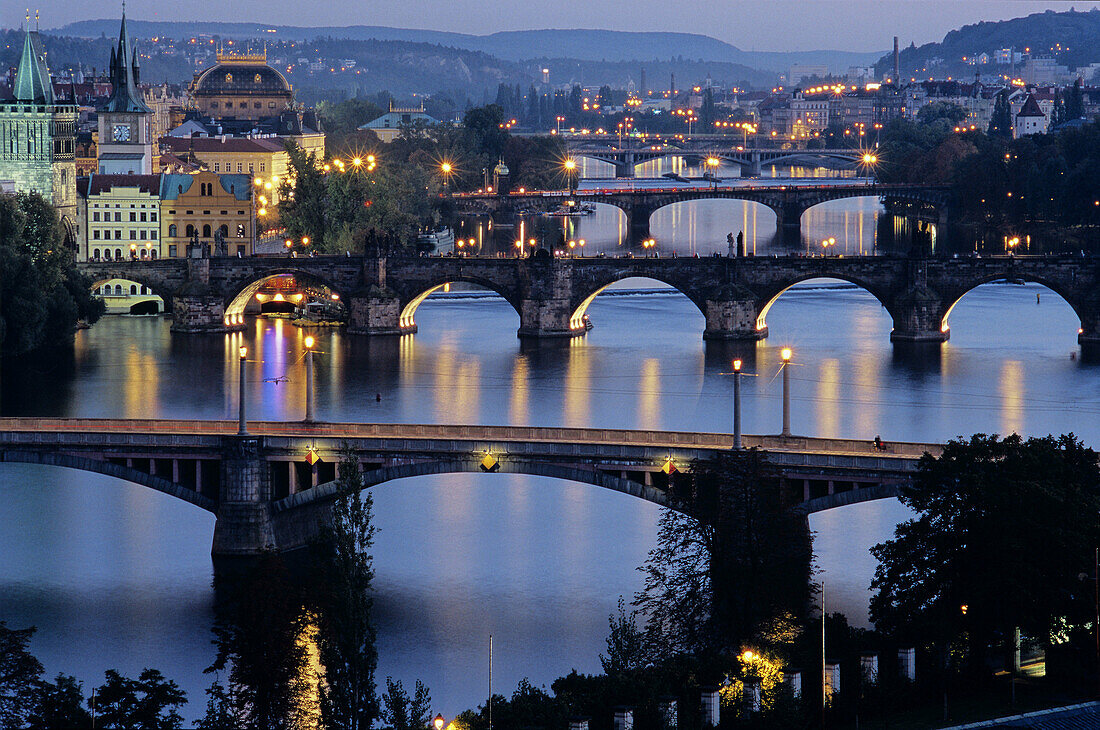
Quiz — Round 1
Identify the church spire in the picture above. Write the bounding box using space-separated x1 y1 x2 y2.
100 7 150 113
13 22 55 104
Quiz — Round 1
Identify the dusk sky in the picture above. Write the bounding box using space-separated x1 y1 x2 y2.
16 0 1100 52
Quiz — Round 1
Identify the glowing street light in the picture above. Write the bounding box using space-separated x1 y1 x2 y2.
303 335 316 423
563 157 578 193
780 348 792 437
433 715 445 730
237 345 249 435
732 358 743 449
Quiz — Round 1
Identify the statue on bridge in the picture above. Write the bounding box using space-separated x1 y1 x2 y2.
727 231 745 257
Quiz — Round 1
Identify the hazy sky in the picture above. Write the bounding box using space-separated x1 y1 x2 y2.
18 1 1100 52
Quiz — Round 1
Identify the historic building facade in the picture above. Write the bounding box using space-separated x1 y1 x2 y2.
77 174 162 262
160 171 254 258
189 49 294 121
97 13 155 174
0 25 79 245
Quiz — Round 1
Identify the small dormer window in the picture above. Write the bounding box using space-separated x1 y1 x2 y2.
254 74 262 83
225 73 233 83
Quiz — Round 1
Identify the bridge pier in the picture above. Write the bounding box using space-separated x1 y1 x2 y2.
703 291 767 341
748 151 762 177
347 292 403 336
888 287 949 343
773 203 804 246
171 294 240 333
1080 312 1100 346
624 204 655 245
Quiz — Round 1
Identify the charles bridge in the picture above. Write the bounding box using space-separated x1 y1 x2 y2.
449 182 950 245
78 253 1100 345
563 141 868 178
0 418 940 557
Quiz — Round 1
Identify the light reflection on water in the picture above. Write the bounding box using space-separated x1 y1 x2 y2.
1 279 1099 720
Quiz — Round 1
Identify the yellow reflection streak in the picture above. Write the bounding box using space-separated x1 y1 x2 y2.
999 360 1024 435
638 358 661 430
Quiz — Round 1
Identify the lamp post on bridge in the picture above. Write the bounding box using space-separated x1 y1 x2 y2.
303 335 316 423
238 346 248 436
780 348 792 438
732 358 743 449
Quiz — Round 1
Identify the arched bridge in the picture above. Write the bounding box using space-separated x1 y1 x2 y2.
565 142 867 177
0 418 940 557
76 254 1100 345
451 182 950 245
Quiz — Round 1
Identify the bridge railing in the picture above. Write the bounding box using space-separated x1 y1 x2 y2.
0 418 941 459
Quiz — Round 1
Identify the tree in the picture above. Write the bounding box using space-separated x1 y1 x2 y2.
917 100 968 127
635 450 814 657
28 674 93 730
1066 78 1085 120
0 192 103 357
988 90 1013 139
600 597 649 675
91 668 187 730
871 434 1100 675
0 621 43 728
195 678 237 730
380 677 431 730
315 448 379 730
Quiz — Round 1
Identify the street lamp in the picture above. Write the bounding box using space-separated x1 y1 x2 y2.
821 237 835 256
303 335 315 423
563 157 577 194
238 345 248 436
780 348 792 437
732 359 743 449
433 714 445 730
440 160 453 194
706 156 721 189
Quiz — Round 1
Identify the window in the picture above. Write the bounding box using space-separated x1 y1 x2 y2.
93 249 100 260
93 230 100 240
130 230 137 240
130 212 136 222
236 224 246 237
237 163 243 173
221 211 228 216
218 224 229 237
150 250 158 260
150 212 157 222
225 102 233 109
130 285 138 294
214 163 220 172
254 102 261 109
114 212 121 221
151 230 157 240
114 249 122 261
168 244 177 257
103 250 111 261
168 224 177 237
255 74 262 83
115 284 123 295
140 212 146 222
237 244 246 256
211 102 219 109
140 230 146 240
185 224 196 237
248 163 254 173
259 163 265 172
202 224 212 237
115 230 122 239
93 211 100 222
140 249 147 259
269 102 276 108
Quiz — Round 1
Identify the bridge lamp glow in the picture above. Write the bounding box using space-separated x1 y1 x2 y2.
238 346 247 360
781 348 792 363
733 359 742 372
304 335 315 350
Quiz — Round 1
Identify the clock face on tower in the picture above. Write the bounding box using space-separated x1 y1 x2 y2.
112 124 131 142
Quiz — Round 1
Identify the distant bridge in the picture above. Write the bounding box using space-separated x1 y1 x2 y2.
564 141 868 177
451 182 950 245
0 418 940 557
77 253 1100 344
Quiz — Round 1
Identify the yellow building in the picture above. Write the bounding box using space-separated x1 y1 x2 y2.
77 174 163 262
92 278 164 314
159 136 288 203
160 170 254 258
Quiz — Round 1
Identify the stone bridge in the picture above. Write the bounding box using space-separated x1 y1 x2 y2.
77 254 1100 345
451 183 950 245
565 142 866 177
0 418 940 557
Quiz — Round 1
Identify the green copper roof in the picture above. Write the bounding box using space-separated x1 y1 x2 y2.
13 30 55 105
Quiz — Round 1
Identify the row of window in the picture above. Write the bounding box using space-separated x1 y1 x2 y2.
165 223 248 238
91 249 159 261
97 283 153 296
91 203 154 208
208 101 279 109
212 161 266 174
92 211 158 222
92 229 158 240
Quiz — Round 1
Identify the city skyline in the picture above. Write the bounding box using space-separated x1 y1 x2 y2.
9 0 1100 54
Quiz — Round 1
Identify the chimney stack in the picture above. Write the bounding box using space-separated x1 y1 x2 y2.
893 36 900 83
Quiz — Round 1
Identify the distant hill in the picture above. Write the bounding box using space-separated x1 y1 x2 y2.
47 20 883 73
875 8 1100 79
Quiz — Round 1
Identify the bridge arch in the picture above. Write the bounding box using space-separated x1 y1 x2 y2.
569 274 708 332
89 274 174 310
223 269 348 325
1 451 217 512
397 276 524 333
274 459 670 514
939 275 1089 339
755 274 896 334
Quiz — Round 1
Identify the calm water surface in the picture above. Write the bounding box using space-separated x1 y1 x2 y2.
3 218 1100 722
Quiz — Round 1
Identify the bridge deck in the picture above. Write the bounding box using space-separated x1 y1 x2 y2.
0 418 940 461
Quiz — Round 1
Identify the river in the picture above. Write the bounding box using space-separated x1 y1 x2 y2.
3 193 1099 722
